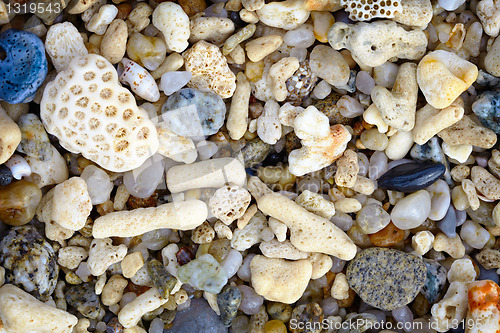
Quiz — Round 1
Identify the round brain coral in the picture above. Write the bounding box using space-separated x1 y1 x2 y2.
40 54 159 172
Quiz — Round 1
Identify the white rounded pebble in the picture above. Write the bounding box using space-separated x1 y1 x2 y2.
427 179 451 221
313 80 332 100
391 190 431 230
237 253 256 282
289 47 308 62
80 165 114 205
5 154 31 180
197 141 218 160
338 96 364 118
123 155 164 199
460 220 491 249
220 249 243 279
356 71 376 95
438 0 465 11
160 71 192 96
284 24 315 48
238 285 264 315
392 306 414 332
149 318 165 333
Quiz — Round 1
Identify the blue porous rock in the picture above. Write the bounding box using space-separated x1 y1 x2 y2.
377 162 445 193
472 91 500 133
0 29 47 103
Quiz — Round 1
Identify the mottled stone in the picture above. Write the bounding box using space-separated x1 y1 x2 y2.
17 113 53 161
313 92 354 125
377 162 445 193
472 91 500 133
286 61 318 106
466 201 496 227
217 285 242 326
290 303 324 333
30 0 67 25
0 165 13 186
65 282 103 319
162 88 226 137
146 259 177 299
476 70 500 88
0 225 58 301
346 248 427 310
165 297 227 333
422 259 447 304
240 138 271 168
177 254 228 294
338 313 378 333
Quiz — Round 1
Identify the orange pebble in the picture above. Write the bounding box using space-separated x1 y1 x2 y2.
369 222 405 247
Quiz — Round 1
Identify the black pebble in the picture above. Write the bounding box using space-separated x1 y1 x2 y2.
377 162 446 193
0 165 13 186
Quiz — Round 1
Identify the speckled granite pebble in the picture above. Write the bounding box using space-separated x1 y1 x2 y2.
0 165 13 186
0 225 58 301
422 259 447 304
217 285 241 326
240 138 271 168
313 92 354 125
410 137 451 184
65 282 103 319
346 248 426 311
472 91 500 133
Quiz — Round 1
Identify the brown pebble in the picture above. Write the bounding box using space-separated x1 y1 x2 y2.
116 3 132 20
369 222 405 247
126 192 159 209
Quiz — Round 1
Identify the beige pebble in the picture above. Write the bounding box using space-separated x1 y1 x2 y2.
259 239 309 260
52 177 92 231
121 251 144 279
152 2 190 52
240 9 259 23
433 233 465 258
126 2 152 33
412 231 434 256
0 105 21 165
335 149 359 188
295 190 336 219
268 57 300 102
223 23 256 55
351 176 375 195
256 0 310 30
334 198 362 213
58 246 88 270
118 288 169 328
451 165 470 182
412 101 464 145
307 252 333 279
101 19 127 64
309 45 350 87
462 179 480 211
227 72 251 140
452 185 470 211
371 62 418 132
93 200 208 238
442 142 472 164
242 0 264 10
101 275 128 306
25 145 69 188
0 284 78 333
431 281 468 332
360 128 389 151
417 50 478 109
250 255 312 304
485 35 500 76
237 203 258 229
209 185 251 225
230 45 246 65
88 238 127 276
214 220 233 239
113 184 130 211
189 16 235 47
257 192 357 260
447 258 477 283
150 53 184 80
268 217 287 242
191 221 215 244
477 0 500 37
471 166 500 200
331 273 349 300
438 115 497 149
385 130 414 160
245 35 284 62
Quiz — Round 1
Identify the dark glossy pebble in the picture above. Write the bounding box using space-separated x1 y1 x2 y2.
261 150 287 167
377 162 446 193
217 285 241 327
228 11 245 28
0 165 13 186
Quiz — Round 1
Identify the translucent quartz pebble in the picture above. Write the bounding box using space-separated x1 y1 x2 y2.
177 254 228 294
284 24 315 48
160 71 192 96
378 162 446 193
392 306 413 332
80 165 114 205
356 203 390 234
369 150 388 181
390 190 431 230
123 155 164 199
237 284 264 315
427 179 450 221
0 179 42 226
142 229 171 251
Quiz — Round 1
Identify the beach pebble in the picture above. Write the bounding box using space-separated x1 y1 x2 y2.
355 203 390 234
65 282 103 319
177 254 228 294
471 166 500 200
438 115 497 149
0 29 47 103
427 179 451 221
0 226 58 301
466 280 500 333
0 165 13 186
378 162 446 193
422 259 447 304
238 284 264 315
80 165 114 205
160 71 192 96
217 285 241 326
165 298 227 333
256 0 310 30
346 248 427 310
286 61 318 105
16 113 53 161
431 281 468 332
472 91 500 133
152 2 190 52
460 220 491 249
0 106 22 165
437 205 457 238
476 248 500 269
390 190 431 230
250 255 312 304
0 179 42 226
309 45 350 87
162 88 226 137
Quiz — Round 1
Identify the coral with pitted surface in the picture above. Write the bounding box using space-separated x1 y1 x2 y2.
40 54 159 172
341 0 401 21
